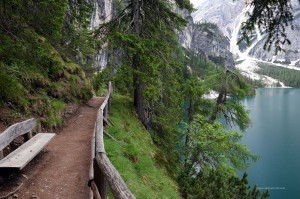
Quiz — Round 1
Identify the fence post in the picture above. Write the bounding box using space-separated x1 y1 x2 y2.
108 82 112 111
104 107 108 122
93 81 135 199
91 181 102 199
94 158 108 199
100 174 108 199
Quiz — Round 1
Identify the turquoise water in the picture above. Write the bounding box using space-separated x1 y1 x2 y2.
240 88 300 199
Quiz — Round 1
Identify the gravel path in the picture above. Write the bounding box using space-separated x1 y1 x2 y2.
6 97 104 199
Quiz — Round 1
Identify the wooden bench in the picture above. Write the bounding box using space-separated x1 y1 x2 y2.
0 118 55 170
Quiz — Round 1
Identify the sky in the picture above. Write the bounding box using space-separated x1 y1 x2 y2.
190 0 206 8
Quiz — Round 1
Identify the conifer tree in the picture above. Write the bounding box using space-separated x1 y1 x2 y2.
102 0 192 126
240 0 300 52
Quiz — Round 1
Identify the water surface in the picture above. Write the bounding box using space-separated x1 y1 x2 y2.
240 88 300 199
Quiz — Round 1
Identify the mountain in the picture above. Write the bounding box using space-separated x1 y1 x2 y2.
192 0 300 64
177 7 235 69
192 0 300 86
90 0 236 70
90 0 113 70
192 0 244 40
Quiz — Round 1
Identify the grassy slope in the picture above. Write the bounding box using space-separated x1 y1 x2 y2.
0 25 92 128
105 94 181 199
0 1 93 129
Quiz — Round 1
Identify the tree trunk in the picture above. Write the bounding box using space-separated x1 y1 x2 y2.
131 0 140 35
131 0 147 127
131 0 141 110
133 72 147 127
188 97 193 123
210 88 226 121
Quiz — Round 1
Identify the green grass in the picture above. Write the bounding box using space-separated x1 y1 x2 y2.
0 23 93 128
105 94 181 199
0 1 94 129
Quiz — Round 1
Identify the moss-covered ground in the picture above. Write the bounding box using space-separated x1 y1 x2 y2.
105 94 181 199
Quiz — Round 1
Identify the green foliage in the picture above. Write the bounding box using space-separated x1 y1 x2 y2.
207 70 253 131
40 98 66 128
183 50 222 79
256 63 300 87
28 0 68 40
222 100 251 131
106 94 181 198
103 0 192 170
240 75 267 88
175 0 194 12
0 63 29 109
61 0 96 70
179 115 263 198
210 71 255 99
182 115 257 174
183 76 212 121
1 0 68 40
238 0 294 53
100 0 191 130
92 72 108 96
94 1 263 198
174 56 259 197
0 1 93 128
180 169 270 199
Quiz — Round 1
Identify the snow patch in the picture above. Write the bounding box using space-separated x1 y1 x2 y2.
204 90 219 99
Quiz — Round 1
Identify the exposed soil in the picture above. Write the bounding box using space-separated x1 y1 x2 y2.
0 97 104 199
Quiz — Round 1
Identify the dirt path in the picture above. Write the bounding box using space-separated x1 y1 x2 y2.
6 97 104 199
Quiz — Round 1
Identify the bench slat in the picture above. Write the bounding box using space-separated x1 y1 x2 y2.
0 118 36 151
0 133 55 169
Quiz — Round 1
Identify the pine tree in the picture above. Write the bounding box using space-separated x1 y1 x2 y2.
101 0 192 127
240 0 300 52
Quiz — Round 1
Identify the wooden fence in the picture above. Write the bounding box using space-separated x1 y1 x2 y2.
89 82 135 199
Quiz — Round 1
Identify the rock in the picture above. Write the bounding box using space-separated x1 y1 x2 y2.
192 0 300 65
89 0 113 69
13 193 18 198
192 0 244 39
31 195 39 199
177 5 236 69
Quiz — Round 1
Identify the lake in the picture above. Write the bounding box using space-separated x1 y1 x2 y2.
239 88 300 199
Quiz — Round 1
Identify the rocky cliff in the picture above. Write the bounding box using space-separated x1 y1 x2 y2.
192 0 300 66
192 0 244 39
178 7 235 69
90 0 113 70
89 0 235 70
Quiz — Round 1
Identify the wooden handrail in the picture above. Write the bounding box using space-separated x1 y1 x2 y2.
100 82 112 111
89 82 135 199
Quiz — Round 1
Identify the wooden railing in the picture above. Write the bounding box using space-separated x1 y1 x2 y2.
89 82 135 199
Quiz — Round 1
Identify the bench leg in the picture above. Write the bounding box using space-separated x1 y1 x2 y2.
24 131 33 141
0 150 3 184
0 150 3 160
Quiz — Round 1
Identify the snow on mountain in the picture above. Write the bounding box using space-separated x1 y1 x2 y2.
177 7 236 70
192 0 244 39
192 0 300 86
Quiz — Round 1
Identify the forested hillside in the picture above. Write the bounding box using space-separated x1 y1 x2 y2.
94 1 270 198
256 63 300 87
0 0 93 128
1 0 289 198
